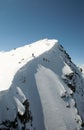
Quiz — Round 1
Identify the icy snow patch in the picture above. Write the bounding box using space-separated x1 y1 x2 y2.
14 96 25 116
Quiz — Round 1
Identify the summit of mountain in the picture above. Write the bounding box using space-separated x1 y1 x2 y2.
0 39 84 130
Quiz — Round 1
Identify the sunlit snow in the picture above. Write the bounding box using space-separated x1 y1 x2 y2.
0 39 83 130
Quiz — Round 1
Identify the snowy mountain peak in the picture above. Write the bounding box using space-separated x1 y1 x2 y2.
0 39 84 130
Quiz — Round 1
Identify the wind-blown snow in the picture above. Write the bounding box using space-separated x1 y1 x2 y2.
0 39 83 130
35 65 79 130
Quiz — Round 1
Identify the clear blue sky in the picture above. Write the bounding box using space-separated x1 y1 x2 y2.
0 0 84 65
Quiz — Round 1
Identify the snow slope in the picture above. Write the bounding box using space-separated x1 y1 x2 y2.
0 39 84 130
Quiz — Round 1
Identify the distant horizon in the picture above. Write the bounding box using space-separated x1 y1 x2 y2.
0 0 84 65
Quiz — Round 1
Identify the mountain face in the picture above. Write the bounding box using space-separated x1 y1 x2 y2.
0 39 84 130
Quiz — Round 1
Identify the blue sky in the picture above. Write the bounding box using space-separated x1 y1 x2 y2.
0 0 84 65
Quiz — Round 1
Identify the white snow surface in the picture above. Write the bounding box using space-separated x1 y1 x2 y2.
0 39 83 130
14 96 25 116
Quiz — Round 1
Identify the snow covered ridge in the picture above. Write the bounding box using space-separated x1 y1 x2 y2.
0 39 58 91
0 39 84 130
